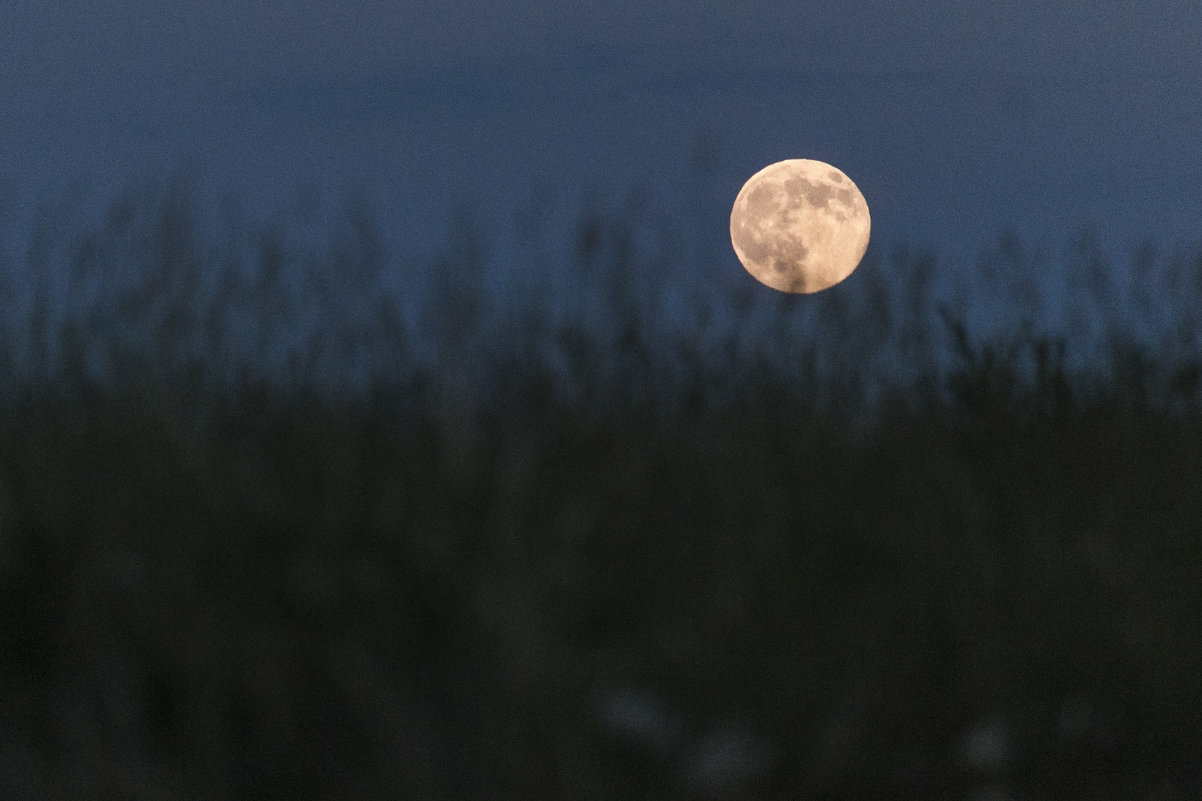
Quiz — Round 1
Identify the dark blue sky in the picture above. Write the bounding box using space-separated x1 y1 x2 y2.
3 2 1200 327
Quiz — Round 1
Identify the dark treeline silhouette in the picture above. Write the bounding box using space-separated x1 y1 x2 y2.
1 177 1201 800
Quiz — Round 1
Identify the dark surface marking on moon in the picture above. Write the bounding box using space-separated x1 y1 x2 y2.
784 177 828 210
746 184 781 221
738 238 769 264
783 176 856 213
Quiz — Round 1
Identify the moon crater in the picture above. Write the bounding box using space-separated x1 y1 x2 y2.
730 159 870 293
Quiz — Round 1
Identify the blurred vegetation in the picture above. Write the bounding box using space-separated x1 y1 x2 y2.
1 174 1201 800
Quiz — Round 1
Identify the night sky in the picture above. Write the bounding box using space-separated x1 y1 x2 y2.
3 2 1201 327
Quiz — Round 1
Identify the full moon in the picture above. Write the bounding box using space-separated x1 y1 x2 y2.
730 159 870 293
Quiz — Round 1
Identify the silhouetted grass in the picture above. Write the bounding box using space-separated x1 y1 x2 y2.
1 175 1201 800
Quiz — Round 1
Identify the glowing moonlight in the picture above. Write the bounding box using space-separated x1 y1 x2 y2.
730 159 870 293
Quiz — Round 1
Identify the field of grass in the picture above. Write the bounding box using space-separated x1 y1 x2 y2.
1 177 1201 800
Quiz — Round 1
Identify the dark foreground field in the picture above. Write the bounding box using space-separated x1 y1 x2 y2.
1 181 1201 799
